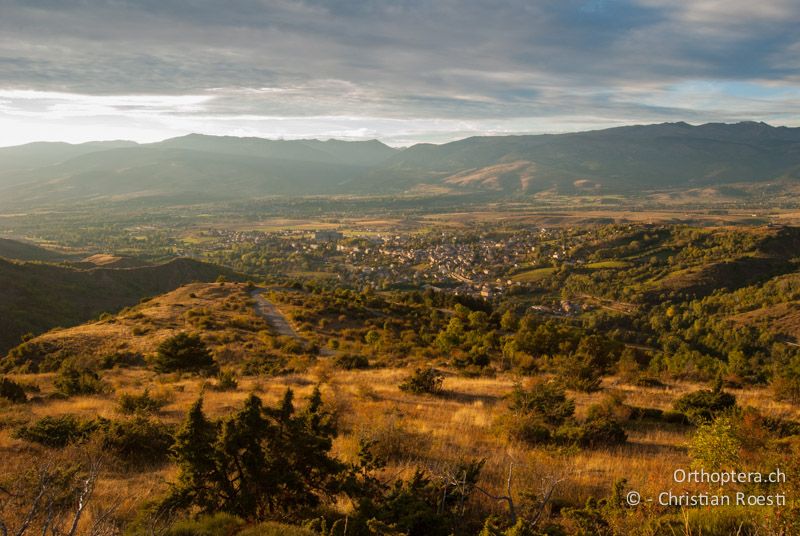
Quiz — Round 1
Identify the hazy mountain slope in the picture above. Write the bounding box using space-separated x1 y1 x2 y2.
355 122 800 193
154 134 396 166
0 147 366 206
1 123 800 205
300 139 398 166
0 136 397 206
0 141 137 184
0 257 237 353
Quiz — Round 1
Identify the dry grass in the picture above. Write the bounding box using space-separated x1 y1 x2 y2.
20 282 271 363
1 364 796 531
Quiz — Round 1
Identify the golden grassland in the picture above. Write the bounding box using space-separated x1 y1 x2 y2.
3 361 798 524
4 280 800 533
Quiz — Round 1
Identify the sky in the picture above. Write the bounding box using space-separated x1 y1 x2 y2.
0 0 799 147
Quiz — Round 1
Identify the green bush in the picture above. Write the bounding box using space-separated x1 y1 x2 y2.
99 351 145 369
334 353 370 370
761 415 800 438
101 416 174 466
634 376 667 388
212 369 239 391
153 333 216 373
556 353 603 393
117 388 169 415
508 380 575 426
626 406 664 420
504 414 552 445
0 376 27 403
3 340 53 372
54 363 105 396
399 367 444 395
279 338 306 355
673 386 736 423
556 416 628 449
14 415 104 447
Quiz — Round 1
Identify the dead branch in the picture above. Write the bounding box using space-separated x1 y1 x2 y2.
474 462 517 525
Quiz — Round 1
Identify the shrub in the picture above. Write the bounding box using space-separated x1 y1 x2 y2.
0 376 27 403
557 354 602 392
54 363 105 396
3 340 55 373
242 354 289 376
772 375 800 404
212 369 238 391
279 337 306 355
508 379 575 426
504 414 552 445
689 414 741 471
14 415 104 447
99 351 145 369
100 416 174 467
761 415 800 438
634 376 667 388
334 353 370 370
627 406 665 421
153 333 216 373
399 367 444 395
557 416 628 449
117 388 170 415
673 385 736 423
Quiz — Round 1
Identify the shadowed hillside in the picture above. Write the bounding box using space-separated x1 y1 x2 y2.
0 257 238 353
0 238 73 262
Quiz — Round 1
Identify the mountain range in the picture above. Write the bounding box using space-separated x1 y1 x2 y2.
2 121 800 207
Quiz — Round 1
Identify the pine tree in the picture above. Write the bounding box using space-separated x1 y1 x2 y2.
153 333 216 373
167 397 221 511
165 389 344 520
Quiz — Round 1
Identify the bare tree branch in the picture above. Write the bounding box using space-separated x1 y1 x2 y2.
474 463 516 525
66 458 101 536
14 466 52 536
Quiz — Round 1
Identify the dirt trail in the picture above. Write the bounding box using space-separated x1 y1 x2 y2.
251 289 303 340
250 289 335 356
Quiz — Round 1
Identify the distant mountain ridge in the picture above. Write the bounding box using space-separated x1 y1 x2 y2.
1 122 800 206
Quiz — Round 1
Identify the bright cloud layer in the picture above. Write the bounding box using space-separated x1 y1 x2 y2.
0 0 798 146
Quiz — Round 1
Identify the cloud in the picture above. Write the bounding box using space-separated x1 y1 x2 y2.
0 0 798 145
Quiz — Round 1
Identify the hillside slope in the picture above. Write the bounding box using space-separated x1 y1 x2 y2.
0 257 237 353
355 122 800 194
0 282 268 372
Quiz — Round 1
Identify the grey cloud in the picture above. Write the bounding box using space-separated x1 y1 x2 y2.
0 0 798 142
